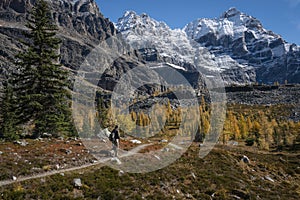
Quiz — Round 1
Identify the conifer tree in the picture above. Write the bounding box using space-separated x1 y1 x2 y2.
0 80 18 140
13 0 74 137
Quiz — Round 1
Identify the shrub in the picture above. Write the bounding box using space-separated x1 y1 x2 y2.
245 138 255 146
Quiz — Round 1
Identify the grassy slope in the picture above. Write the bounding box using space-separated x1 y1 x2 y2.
0 143 299 200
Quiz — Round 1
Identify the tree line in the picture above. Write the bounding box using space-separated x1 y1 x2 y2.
96 94 300 151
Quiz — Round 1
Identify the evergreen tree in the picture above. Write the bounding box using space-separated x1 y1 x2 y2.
0 80 19 140
12 0 73 137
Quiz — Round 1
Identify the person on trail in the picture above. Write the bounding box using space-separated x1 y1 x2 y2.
110 125 120 157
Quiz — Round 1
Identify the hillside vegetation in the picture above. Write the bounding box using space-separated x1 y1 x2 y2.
0 143 299 200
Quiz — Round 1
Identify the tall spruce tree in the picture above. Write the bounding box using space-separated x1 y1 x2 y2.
0 79 18 140
13 0 74 137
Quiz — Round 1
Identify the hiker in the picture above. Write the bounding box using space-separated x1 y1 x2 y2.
110 125 120 157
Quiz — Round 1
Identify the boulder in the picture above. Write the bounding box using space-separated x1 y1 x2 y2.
65 149 72 155
241 155 250 163
118 170 125 176
73 178 82 187
14 140 28 146
42 133 52 138
130 139 142 144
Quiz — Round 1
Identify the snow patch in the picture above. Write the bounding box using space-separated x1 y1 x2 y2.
166 63 187 71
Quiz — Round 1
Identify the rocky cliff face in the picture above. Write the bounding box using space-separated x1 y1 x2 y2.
115 11 256 86
0 0 174 95
0 0 119 87
116 7 300 85
115 11 205 90
184 7 300 84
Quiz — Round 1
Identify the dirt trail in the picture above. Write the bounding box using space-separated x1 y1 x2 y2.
0 143 152 187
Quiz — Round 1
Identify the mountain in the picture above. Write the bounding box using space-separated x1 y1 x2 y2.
0 0 153 94
1 1 299 96
116 8 300 85
115 11 195 69
2 0 196 100
0 0 116 90
0 0 116 71
115 11 256 86
184 7 300 84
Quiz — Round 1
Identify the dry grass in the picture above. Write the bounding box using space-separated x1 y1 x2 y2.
0 141 299 199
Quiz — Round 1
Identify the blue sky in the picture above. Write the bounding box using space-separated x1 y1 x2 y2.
96 0 300 45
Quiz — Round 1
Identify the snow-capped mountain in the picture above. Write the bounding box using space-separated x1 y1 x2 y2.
184 7 300 84
115 10 256 85
184 7 266 43
115 11 195 69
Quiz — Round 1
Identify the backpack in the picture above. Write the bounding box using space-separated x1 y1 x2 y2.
109 132 114 142
109 128 119 143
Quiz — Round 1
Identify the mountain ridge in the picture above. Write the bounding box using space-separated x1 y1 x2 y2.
115 9 257 85
1 1 299 93
116 7 300 84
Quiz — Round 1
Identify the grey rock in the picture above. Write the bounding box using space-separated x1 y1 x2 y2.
14 140 28 146
160 139 168 143
65 149 72 155
118 170 125 176
73 178 82 187
42 133 52 138
191 172 196 179
241 155 250 163
130 139 142 144
265 175 275 182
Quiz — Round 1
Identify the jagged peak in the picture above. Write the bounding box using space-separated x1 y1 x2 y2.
184 7 269 43
141 13 150 18
123 10 137 17
58 0 89 5
119 11 158 23
220 7 242 19
220 7 263 29
116 11 169 32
